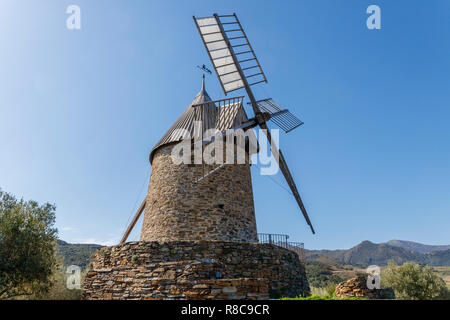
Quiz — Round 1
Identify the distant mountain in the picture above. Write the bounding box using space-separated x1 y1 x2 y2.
386 240 450 254
56 240 103 269
306 240 450 267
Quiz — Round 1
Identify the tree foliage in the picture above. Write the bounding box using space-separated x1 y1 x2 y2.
382 261 449 300
0 190 58 299
30 267 83 300
57 240 102 269
306 262 344 288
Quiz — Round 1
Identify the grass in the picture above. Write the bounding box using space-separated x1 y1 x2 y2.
279 285 366 300
310 286 330 296
433 266 450 289
280 295 366 300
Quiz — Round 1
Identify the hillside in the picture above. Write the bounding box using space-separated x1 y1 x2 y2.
307 241 450 267
56 240 103 269
56 238 450 270
386 240 450 254
426 249 450 266
306 254 347 268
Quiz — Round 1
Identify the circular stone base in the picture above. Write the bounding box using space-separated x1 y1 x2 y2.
83 241 309 300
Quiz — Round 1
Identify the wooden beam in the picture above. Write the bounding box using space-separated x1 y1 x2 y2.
119 199 146 245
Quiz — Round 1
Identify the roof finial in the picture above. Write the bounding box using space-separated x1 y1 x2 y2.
202 73 205 93
197 64 212 93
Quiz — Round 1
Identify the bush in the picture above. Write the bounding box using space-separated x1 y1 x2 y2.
0 190 58 299
382 261 449 300
326 283 337 297
30 267 83 300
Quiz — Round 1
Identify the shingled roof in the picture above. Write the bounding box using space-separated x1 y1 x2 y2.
149 79 253 164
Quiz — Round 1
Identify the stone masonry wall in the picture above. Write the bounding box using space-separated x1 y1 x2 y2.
335 276 395 299
140 143 258 242
83 241 309 300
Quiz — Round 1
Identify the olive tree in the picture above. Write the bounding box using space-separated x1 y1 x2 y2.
0 190 58 299
382 261 449 300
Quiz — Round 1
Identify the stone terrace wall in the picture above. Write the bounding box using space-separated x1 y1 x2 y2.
335 276 395 299
83 241 309 300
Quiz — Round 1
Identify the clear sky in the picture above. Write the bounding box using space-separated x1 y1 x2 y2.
0 0 449 249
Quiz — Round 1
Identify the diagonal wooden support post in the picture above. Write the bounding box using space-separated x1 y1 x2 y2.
119 199 146 245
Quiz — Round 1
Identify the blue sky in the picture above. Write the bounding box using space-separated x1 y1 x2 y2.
0 0 449 249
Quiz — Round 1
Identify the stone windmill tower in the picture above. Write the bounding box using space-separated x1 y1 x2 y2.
83 13 312 300
139 77 259 243
117 13 315 245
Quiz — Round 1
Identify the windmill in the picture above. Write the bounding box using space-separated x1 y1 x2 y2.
119 12 314 245
192 13 315 234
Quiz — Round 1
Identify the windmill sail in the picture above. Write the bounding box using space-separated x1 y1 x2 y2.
194 13 316 234
278 150 315 234
258 122 316 234
251 99 304 133
193 14 267 95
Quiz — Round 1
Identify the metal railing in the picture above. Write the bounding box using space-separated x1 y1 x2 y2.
285 242 306 265
257 233 305 264
258 233 289 246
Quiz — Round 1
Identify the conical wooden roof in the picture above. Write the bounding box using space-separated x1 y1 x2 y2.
149 80 252 164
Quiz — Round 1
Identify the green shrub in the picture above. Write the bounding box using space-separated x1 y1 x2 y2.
382 261 449 300
326 283 337 297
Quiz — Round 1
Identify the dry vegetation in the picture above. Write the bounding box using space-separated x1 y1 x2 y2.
433 266 450 289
